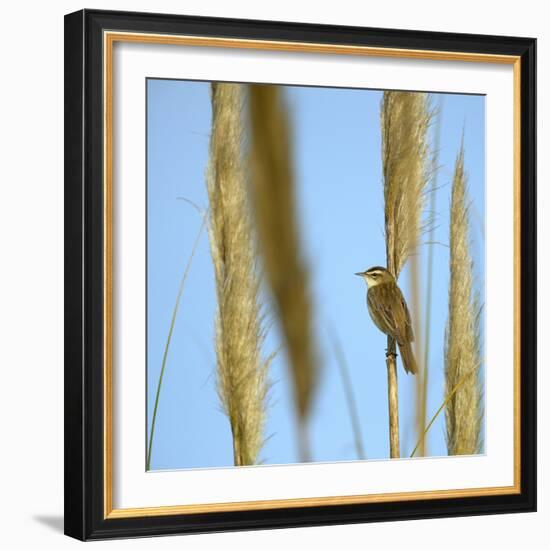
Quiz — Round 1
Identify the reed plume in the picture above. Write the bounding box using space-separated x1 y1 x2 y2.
380 91 432 458
206 83 272 466
248 84 317 462
381 91 432 278
445 144 483 456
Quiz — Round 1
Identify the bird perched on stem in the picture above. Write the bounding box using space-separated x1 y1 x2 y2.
356 266 418 375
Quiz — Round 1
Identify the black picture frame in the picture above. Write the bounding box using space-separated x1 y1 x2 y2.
64 8 536 541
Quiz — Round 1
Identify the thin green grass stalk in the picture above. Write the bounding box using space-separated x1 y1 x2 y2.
248 84 317 462
146 213 207 470
381 91 432 458
410 366 477 458
207 83 272 466
330 328 366 460
445 143 483 456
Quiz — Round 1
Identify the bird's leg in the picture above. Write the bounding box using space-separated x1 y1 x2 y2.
385 339 398 359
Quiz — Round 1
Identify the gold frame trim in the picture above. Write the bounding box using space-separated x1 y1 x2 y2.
103 31 522 519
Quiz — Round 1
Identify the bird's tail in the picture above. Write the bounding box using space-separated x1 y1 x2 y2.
398 341 418 375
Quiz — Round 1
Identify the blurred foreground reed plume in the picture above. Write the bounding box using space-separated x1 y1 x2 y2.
248 85 317 462
206 83 272 466
445 145 483 455
380 91 432 458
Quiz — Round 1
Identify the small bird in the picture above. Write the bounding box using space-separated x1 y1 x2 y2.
355 266 418 375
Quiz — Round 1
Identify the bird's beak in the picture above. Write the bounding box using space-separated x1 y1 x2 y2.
355 271 365 277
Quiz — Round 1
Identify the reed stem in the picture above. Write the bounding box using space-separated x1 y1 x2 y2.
386 336 400 458
410 250 424 456
418 96 443 457
381 91 431 460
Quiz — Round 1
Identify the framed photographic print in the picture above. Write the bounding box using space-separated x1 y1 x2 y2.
64 9 536 541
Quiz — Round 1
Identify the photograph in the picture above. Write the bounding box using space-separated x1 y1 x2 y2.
0 0 543 545
145 79 486 471
62 9 536 540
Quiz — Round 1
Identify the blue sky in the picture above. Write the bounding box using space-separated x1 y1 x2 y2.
146 79 485 470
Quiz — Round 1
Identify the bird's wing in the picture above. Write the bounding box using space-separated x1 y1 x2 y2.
367 285 398 337
367 284 414 344
395 285 415 343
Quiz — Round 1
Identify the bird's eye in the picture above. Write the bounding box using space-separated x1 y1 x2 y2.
371 273 378 278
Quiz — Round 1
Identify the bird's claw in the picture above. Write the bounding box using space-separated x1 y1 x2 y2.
385 349 398 359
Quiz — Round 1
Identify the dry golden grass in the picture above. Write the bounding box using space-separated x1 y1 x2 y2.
380 91 432 458
206 83 272 466
248 84 317 461
381 91 432 278
445 145 483 456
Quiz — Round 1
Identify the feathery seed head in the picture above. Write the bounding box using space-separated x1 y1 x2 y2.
381 91 433 278
207 82 272 466
248 85 317 456
445 144 483 456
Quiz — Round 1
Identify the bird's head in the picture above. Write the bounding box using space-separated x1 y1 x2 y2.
355 266 394 287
